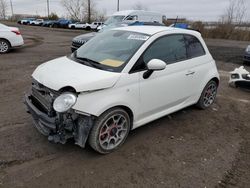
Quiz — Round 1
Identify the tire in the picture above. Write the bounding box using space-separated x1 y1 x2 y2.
196 80 218 109
0 39 11 54
71 26 75 29
86 26 91 31
88 108 131 154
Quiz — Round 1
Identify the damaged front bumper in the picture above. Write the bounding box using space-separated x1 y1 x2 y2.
24 93 95 148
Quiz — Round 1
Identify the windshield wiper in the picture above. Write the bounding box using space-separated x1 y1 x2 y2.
73 52 103 70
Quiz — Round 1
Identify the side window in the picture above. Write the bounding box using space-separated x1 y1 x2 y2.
143 34 187 64
126 15 138 21
184 35 205 58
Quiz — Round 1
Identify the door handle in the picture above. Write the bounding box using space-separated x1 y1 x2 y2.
186 71 195 76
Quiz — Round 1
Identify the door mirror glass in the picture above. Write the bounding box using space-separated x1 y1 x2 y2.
147 59 166 71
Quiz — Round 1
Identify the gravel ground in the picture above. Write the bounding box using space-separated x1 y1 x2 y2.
0 23 250 188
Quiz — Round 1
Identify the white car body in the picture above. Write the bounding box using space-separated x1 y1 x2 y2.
68 22 87 29
30 19 44 25
229 66 250 88
32 26 219 129
0 23 24 50
20 18 35 25
99 10 166 30
85 22 104 30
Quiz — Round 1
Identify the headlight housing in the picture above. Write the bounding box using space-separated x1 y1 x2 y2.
231 73 240 79
53 93 77 113
246 45 250 53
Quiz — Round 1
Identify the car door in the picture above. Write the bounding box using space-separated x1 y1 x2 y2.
137 34 198 121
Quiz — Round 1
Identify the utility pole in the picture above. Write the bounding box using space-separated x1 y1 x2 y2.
47 0 50 19
10 0 14 20
117 0 120 11
88 0 91 23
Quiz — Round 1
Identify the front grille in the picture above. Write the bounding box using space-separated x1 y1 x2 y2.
31 80 59 116
72 40 85 48
244 55 250 60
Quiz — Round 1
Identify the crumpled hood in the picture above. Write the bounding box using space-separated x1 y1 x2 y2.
32 56 121 92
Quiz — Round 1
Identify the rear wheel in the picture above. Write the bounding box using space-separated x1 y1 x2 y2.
196 80 218 109
0 39 10 53
88 108 131 154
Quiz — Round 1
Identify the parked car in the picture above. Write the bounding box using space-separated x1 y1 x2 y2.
229 66 250 90
243 45 250 63
71 21 165 52
68 22 87 29
0 23 24 53
42 20 56 27
85 22 104 30
30 19 44 26
170 23 189 29
24 26 219 154
98 10 166 30
19 18 36 25
51 19 72 28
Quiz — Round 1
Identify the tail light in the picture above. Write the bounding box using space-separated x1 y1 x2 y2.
12 30 21 35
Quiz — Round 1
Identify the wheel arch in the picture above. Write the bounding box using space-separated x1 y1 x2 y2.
96 105 134 130
0 38 11 47
211 77 220 86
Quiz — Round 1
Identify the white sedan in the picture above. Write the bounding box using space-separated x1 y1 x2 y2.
0 23 24 53
24 26 219 154
68 22 87 29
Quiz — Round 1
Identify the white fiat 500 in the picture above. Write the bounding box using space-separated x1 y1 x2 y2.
25 26 219 154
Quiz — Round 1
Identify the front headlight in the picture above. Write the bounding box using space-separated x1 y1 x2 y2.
246 45 250 53
53 93 77 113
231 73 240 79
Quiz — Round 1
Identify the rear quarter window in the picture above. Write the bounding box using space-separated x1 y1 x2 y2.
184 35 206 58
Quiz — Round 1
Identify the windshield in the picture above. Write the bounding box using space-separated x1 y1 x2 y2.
104 16 125 25
73 30 150 72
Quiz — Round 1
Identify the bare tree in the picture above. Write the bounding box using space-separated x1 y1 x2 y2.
222 0 246 24
61 0 84 20
61 0 103 22
0 0 8 20
132 2 148 11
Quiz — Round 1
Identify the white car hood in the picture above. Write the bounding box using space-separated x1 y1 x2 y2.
32 56 121 92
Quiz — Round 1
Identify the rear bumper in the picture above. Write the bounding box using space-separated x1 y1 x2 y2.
11 36 24 47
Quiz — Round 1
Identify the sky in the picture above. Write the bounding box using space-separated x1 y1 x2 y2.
9 0 250 21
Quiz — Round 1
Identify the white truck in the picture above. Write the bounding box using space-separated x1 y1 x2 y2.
98 10 166 30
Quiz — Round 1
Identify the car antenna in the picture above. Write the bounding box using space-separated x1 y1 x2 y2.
174 16 178 27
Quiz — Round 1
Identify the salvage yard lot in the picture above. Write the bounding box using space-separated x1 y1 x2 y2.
0 23 250 187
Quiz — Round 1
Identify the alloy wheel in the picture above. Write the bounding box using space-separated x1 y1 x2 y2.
203 82 217 107
98 114 129 150
0 41 9 53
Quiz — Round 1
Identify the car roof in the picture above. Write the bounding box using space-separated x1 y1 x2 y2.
113 25 200 36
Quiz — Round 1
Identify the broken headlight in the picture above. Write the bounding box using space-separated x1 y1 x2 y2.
53 93 77 113
231 74 240 79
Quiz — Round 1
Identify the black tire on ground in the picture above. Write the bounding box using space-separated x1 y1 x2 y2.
0 39 11 54
86 26 91 31
88 108 131 154
196 80 218 109
71 26 75 29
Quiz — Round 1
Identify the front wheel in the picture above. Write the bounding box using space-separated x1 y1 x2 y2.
196 80 218 109
0 39 11 54
88 108 131 154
